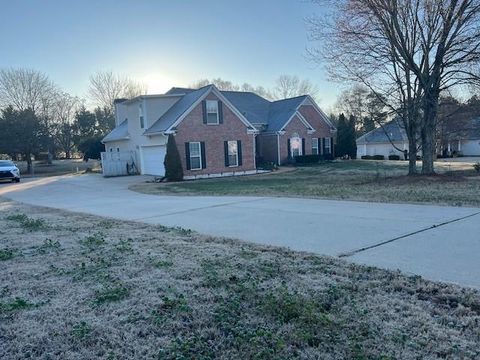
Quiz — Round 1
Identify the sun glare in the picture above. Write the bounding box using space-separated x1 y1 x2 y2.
142 73 176 95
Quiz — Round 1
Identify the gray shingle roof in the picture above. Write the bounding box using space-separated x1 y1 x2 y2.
447 117 480 140
143 85 331 135
221 91 271 125
102 119 129 143
356 119 407 144
267 96 309 132
165 87 196 95
144 85 212 134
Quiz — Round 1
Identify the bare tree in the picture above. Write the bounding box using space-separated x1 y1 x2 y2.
273 75 319 100
308 0 480 175
190 78 274 99
335 85 388 135
52 92 82 158
89 71 146 111
0 68 57 112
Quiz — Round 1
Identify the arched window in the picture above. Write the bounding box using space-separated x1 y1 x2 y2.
290 133 302 157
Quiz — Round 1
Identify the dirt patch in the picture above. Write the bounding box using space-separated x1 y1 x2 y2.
1 198 479 359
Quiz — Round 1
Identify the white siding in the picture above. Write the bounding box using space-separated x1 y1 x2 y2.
357 142 407 159
461 139 480 156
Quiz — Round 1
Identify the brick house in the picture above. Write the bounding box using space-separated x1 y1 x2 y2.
102 84 336 179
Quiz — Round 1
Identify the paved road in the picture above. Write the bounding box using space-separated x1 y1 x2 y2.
1 174 479 289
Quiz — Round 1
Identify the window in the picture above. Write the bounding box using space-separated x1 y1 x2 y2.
139 104 144 129
324 137 331 154
227 141 238 167
189 142 202 170
109 148 113 152
312 138 319 155
290 135 302 157
116 148 120 152
206 100 219 124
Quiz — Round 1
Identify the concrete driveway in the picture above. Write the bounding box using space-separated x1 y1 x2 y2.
1 174 479 289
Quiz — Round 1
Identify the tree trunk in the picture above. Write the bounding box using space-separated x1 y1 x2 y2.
421 91 439 175
26 153 32 174
408 137 417 175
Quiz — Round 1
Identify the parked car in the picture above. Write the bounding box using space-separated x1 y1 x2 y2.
0 160 20 183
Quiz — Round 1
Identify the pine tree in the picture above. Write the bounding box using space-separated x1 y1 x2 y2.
348 115 358 159
335 113 348 157
164 134 184 181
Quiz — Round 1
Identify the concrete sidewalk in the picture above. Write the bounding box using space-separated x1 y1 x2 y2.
1 174 479 288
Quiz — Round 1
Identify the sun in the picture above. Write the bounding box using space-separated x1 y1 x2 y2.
142 73 173 95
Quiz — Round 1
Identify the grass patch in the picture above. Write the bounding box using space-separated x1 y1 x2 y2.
80 232 106 249
0 248 16 261
0 297 34 314
130 160 480 206
71 321 92 340
6 213 48 231
37 238 61 254
93 282 129 305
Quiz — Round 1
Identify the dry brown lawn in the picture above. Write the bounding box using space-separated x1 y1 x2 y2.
131 160 480 207
1 198 479 359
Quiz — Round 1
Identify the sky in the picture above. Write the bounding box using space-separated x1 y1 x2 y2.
0 0 342 109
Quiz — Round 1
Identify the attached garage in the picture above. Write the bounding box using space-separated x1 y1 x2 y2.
140 145 166 176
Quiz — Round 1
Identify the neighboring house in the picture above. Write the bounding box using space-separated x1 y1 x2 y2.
102 84 335 179
356 119 411 159
357 117 480 159
438 117 480 156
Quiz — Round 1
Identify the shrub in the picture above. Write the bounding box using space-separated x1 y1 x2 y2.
164 134 184 181
388 155 400 160
361 155 372 160
474 162 480 173
372 155 385 160
294 154 332 164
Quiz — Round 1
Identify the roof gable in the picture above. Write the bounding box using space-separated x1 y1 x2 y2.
356 119 407 144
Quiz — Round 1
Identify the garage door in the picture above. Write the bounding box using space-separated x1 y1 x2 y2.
141 146 166 176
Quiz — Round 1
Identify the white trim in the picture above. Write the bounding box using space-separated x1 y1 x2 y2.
312 138 319 155
227 140 239 167
166 85 258 133
183 169 269 180
205 100 220 125
281 110 315 132
189 141 202 170
277 133 281 165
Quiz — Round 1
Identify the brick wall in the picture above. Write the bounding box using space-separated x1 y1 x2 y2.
174 93 256 177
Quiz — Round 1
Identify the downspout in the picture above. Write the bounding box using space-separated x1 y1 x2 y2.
253 133 257 169
277 133 281 166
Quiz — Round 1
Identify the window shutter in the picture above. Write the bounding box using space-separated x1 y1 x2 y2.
302 138 306 155
331 137 334 157
202 100 207 124
218 101 224 124
200 142 206 169
185 142 191 170
224 141 229 167
287 138 291 158
322 138 326 155
237 140 242 166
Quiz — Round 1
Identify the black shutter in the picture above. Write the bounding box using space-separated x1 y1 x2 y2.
322 138 326 155
237 140 242 166
331 137 334 157
200 142 206 169
185 142 191 170
202 100 207 124
302 138 306 155
224 141 229 167
287 138 291 159
218 101 224 124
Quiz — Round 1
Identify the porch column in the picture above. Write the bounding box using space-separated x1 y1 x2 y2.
458 140 462 152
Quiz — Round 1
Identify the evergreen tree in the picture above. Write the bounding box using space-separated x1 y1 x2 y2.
164 134 184 181
348 114 358 159
335 113 348 157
